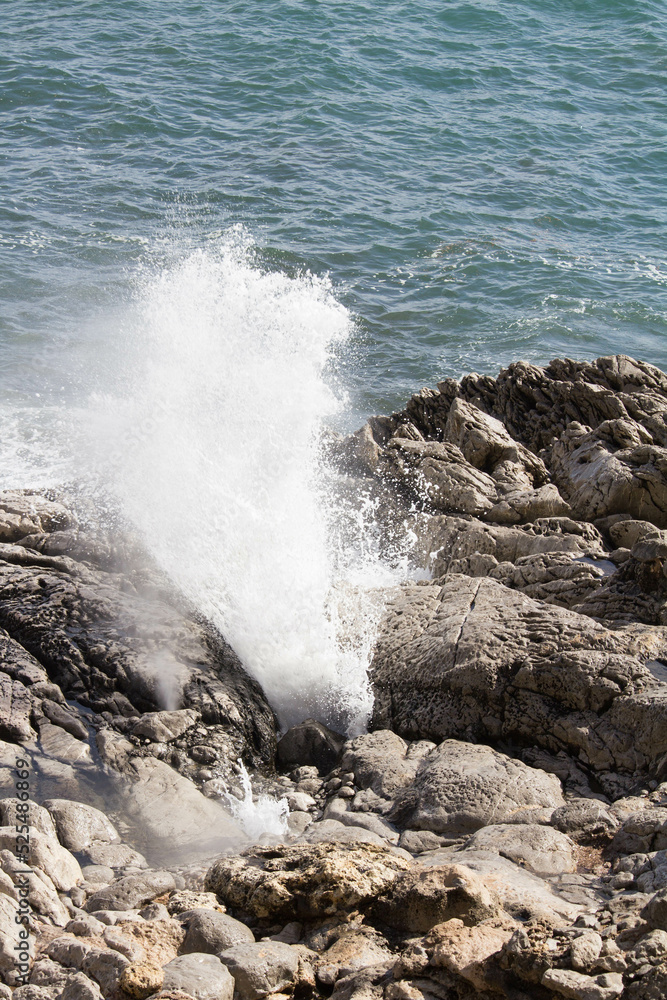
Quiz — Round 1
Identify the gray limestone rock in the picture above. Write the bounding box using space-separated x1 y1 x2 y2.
218 941 300 1000
85 870 176 912
462 823 576 876
179 908 255 954
161 953 234 1000
370 576 667 778
388 739 564 836
43 799 120 852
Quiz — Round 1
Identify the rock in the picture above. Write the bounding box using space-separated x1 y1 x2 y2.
375 863 499 932
340 732 425 799
426 915 518 991
43 799 119 852
0 526 277 777
541 968 624 999
81 948 129 994
371 576 667 778
0 799 57 839
180 909 255 954
85 843 148 869
205 842 411 922
398 831 446 855
85 870 176 912
81 864 114 884
626 962 667 999
0 891 21 980
0 674 34 742
38 723 90 764
552 799 619 840
118 961 164 999
66 914 106 937
613 809 667 855
167 890 222 915
626 929 667 971
218 941 300 1000
316 930 391 987
389 739 564 835
0 825 81 891
570 932 604 971
129 709 199 743
102 751 245 858
1 851 69 925
277 719 345 774
418 849 583 925
59 975 102 1000
0 491 73 543
462 823 576 876
644 887 667 930
161 954 234 1000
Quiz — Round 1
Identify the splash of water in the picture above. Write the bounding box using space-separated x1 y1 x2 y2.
108 230 402 732
216 762 289 841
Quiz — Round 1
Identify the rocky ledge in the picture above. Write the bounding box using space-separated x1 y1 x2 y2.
2 354 667 1000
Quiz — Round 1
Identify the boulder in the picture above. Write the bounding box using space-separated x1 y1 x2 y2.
373 863 499 932
462 823 576 876
85 871 176 912
205 842 411 922
218 941 300 1000
43 799 119 852
370 577 667 779
340 731 426 799
118 961 164 999
161 954 234 1000
316 929 391 987
425 915 518 991
277 719 345 774
0 826 81 891
129 710 198 744
179 909 254 954
389 740 564 835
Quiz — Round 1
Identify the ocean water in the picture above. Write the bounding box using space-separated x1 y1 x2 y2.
2 0 666 727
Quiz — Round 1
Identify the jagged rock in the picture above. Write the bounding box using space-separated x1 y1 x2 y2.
0 799 57 839
626 962 667 999
118 961 164 999
0 491 73 543
179 909 255 954
612 809 667 855
161 954 234 1000
0 890 21 981
277 718 345 774
167 891 223 916
1 851 69 925
644 887 667 930
129 710 199 743
371 576 667 779
43 799 119 852
462 823 576 876
418 849 583 925
316 929 391 987
372 863 499 932
218 941 301 1000
81 948 129 994
205 842 411 922
85 870 176 912
387 739 564 835
615 851 667 894
0 674 35 742
0 518 277 777
552 799 619 840
418 915 518 992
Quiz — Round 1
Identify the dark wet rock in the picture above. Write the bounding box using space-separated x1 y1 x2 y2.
371 576 667 781
277 718 345 774
0 503 277 783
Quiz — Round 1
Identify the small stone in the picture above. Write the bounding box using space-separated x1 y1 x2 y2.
118 960 164 999
570 932 603 971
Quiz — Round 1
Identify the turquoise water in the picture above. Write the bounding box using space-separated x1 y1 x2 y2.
2 0 667 445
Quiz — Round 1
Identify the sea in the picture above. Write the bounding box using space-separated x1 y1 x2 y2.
2 0 666 729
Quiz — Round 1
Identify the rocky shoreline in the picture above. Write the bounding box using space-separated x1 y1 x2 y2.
2 354 667 1000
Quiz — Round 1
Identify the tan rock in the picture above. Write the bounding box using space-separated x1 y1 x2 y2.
428 916 518 990
119 960 164 999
